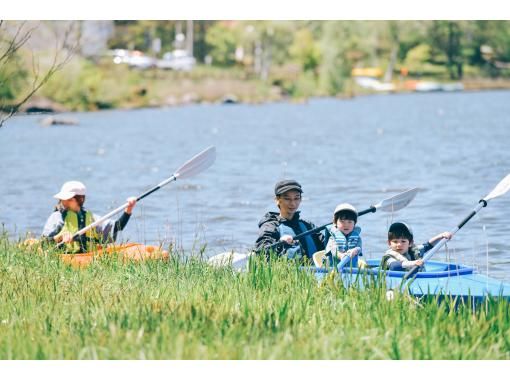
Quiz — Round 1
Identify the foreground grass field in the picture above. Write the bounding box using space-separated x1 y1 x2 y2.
1 235 510 359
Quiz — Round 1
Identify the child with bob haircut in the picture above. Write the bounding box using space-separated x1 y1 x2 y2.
381 221 452 271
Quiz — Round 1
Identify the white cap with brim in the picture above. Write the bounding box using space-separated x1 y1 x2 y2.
333 203 358 222
53 181 86 200
334 203 357 215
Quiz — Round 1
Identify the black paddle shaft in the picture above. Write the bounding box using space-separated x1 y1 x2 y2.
136 176 177 202
137 186 162 202
458 199 487 229
266 205 377 250
403 199 488 281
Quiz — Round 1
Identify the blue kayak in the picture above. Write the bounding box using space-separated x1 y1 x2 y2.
310 259 510 302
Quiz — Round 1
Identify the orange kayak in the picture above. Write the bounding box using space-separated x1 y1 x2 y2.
59 243 169 268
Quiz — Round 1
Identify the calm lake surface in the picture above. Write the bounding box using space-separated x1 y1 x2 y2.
1 90 510 279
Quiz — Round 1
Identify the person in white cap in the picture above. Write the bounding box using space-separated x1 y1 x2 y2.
324 203 362 269
41 181 137 253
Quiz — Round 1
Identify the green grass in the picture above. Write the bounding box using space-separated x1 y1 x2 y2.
1 235 510 359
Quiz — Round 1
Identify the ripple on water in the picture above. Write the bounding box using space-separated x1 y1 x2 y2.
175 184 203 191
2 92 510 279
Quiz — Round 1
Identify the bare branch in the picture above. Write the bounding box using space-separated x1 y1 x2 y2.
0 21 38 64
0 21 78 128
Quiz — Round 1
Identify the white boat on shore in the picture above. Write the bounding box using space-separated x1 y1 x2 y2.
415 81 464 92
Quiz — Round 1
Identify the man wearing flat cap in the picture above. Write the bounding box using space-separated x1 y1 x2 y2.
255 179 324 260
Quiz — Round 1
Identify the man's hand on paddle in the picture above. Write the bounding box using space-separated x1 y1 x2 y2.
279 235 295 245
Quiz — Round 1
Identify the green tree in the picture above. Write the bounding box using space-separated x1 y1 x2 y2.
404 43 432 71
428 21 464 79
228 21 295 80
108 21 157 51
205 22 239 66
0 48 26 101
194 20 215 63
289 28 322 73
318 21 373 95
464 21 510 77
395 21 430 62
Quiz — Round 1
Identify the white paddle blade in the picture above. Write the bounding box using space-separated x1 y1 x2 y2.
174 146 216 180
208 251 251 271
484 174 510 201
208 251 236 266
312 250 326 268
375 187 419 213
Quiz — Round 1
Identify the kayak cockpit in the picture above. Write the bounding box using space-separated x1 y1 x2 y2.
311 259 474 278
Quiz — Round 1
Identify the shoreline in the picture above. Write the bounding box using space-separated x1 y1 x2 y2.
8 77 510 116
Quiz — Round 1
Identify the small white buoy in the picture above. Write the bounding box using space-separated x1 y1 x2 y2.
386 290 395 301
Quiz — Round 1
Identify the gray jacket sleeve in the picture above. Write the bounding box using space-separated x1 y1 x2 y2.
93 212 132 242
41 211 64 239
41 210 131 243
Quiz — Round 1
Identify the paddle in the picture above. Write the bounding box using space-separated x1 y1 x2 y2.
208 187 419 269
268 187 420 252
336 254 352 271
56 146 216 248
403 174 510 281
327 188 420 271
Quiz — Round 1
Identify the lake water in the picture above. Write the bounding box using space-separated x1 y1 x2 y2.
1 90 510 279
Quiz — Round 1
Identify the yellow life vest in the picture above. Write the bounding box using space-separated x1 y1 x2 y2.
55 210 101 253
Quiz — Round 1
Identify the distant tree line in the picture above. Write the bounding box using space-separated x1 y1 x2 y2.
107 20 510 88
2 20 510 124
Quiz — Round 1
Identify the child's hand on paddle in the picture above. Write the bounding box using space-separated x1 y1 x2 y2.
125 197 137 214
346 248 360 258
57 232 74 243
336 250 346 260
412 259 424 267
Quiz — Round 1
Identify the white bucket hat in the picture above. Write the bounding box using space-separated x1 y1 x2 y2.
334 203 357 215
333 203 358 222
53 181 86 200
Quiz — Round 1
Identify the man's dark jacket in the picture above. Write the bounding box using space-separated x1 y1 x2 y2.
254 211 324 259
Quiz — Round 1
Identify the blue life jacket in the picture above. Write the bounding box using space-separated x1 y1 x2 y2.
325 225 362 268
327 225 362 254
278 222 318 259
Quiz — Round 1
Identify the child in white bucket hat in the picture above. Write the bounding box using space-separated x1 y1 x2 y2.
52 181 87 201
324 203 362 269
42 180 137 253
